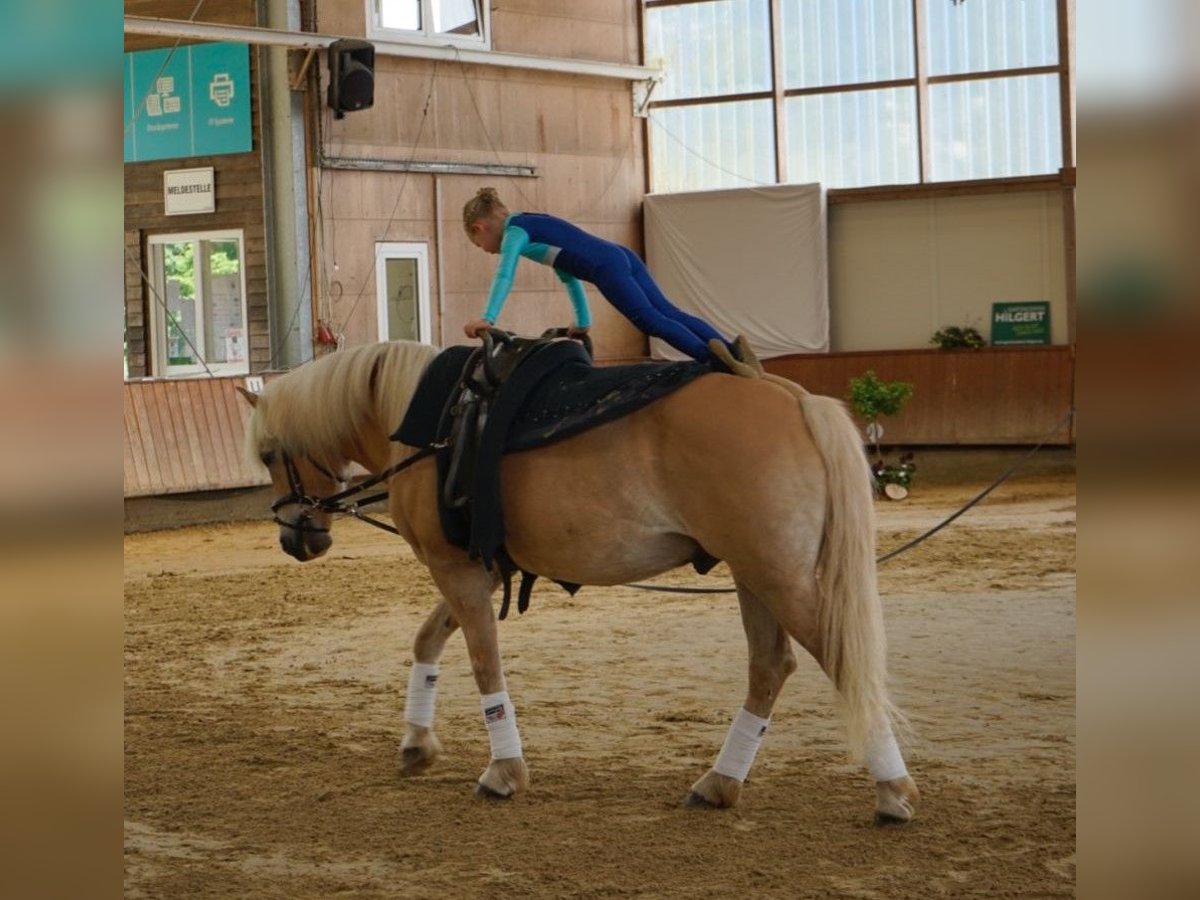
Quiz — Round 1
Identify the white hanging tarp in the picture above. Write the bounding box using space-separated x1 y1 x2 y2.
643 183 829 360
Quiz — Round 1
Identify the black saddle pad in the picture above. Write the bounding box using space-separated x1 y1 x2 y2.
393 340 710 566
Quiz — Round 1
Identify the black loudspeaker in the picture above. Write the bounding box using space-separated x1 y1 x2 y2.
327 39 375 118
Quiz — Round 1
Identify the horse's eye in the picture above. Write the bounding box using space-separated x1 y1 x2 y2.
260 450 276 467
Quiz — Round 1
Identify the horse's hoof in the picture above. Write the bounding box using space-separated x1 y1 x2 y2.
874 775 919 825
399 729 441 776
399 746 434 776
687 769 741 808
475 781 513 800
685 791 722 809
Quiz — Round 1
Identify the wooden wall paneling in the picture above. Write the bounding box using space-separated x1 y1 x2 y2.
128 385 163 495
124 378 271 496
151 381 188 487
162 380 199 487
123 385 152 491
211 380 247 484
194 378 234 484
180 380 217 487
763 347 1074 445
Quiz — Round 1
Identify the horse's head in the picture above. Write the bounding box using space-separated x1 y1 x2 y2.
238 386 342 562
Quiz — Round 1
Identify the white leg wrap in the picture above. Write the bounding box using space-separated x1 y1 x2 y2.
866 727 908 782
403 662 439 728
480 690 522 760
713 708 770 782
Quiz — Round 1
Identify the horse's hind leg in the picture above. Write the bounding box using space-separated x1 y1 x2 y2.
400 599 459 776
744 574 919 824
688 582 797 809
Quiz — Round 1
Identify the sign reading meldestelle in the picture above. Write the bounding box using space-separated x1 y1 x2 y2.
164 168 216 216
991 301 1050 346
125 42 252 163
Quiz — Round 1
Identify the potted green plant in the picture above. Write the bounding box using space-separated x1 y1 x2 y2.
930 325 985 350
848 370 916 499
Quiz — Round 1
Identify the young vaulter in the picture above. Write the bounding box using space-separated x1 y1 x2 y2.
461 187 740 365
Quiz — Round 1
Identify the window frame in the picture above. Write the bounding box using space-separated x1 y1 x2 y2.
642 0 1074 192
147 228 250 378
367 0 492 50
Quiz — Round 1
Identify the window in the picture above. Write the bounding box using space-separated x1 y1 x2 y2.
926 0 1063 181
375 242 432 343
643 0 1069 193
786 87 919 189
147 230 249 377
649 99 776 193
369 0 489 47
645 0 772 102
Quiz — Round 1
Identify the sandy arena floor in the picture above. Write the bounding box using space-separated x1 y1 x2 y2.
124 471 1076 898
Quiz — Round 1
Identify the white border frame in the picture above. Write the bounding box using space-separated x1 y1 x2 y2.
147 228 250 378
367 0 492 50
375 241 432 344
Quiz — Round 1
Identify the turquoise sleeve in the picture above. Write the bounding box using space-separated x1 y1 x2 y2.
556 270 592 327
482 225 530 322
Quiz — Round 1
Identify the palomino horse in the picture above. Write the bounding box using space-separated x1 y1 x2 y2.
239 340 919 823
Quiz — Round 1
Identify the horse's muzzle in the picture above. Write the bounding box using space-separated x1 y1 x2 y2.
278 516 332 561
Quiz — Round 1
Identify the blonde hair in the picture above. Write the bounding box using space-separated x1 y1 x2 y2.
462 187 507 234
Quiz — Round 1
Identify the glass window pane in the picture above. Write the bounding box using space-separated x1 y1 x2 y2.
201 239 245 365
929 74 1062 181
781 0 914 89
381 0 421 31
645 0 771 102
159 240 200 367
433 0 479 37
927 0 1058 77
385 258 420 341
649 100 775 193
786 87 918 188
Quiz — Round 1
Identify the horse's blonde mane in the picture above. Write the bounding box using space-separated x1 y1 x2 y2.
245 341 441 470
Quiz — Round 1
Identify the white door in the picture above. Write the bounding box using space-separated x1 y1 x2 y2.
375 242 432 343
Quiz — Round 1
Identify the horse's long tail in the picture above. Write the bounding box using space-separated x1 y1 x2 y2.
764 374 902 762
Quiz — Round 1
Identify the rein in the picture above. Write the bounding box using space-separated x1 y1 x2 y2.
272 444 441 536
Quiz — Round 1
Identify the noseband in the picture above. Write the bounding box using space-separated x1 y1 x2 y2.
270 450 340 534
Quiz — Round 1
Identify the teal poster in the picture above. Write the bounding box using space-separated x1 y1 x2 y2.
124 42 252 163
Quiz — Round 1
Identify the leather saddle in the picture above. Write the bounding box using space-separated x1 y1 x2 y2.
438 328 593 513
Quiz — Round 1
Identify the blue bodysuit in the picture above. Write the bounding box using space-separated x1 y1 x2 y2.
481 212 725 361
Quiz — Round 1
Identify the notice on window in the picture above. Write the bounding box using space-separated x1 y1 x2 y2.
991 301 1050 346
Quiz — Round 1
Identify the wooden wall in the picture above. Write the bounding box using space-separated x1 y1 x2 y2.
123 0 269 377
124 376 269 496
764 346 1075 445
311 1 649 361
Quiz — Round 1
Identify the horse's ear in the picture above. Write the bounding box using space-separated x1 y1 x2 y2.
235 386 259 407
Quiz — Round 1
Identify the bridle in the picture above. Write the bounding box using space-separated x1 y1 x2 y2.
269 444 441 537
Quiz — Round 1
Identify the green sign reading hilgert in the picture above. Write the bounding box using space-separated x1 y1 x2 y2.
124 42 252 163
991 301 1050 346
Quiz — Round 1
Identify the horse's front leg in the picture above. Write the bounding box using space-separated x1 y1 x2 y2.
429 563 529 799
399 599 459 776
